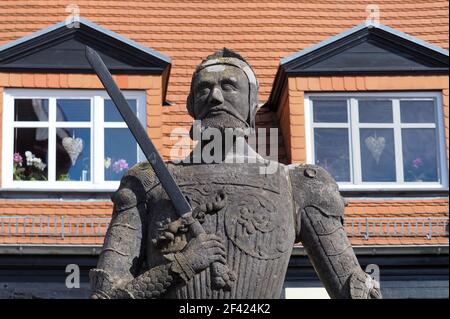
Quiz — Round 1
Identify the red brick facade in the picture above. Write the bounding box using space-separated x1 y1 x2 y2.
0 1 448 247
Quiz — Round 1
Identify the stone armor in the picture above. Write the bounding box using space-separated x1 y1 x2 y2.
152 162 295 298
90 48 381 299
90 160 380 299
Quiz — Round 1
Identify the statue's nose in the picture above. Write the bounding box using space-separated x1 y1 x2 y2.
209 87 224 106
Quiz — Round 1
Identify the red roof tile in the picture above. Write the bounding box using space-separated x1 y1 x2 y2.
345 198 449 218
0 0 447 106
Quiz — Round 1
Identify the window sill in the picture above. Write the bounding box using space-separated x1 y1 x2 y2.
338 182 448 191
0 181 120 192
340 188 449 198
0 184 120 200
0 187 118 192
0 187 116 200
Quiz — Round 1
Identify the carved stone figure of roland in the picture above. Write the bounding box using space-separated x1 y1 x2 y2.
90 48 382 299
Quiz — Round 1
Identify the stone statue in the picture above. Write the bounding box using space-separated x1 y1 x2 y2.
90 48 381 299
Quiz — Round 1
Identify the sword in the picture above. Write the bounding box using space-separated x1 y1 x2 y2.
85 46 191 218
85 46 234 290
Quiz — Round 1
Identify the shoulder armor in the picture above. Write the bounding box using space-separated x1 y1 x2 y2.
112 161 160 212
289 164 345 217
120 161 159 191
119 161 159 194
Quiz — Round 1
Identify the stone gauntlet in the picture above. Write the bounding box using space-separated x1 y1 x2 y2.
165 252 196 283
90 268 115 299
90 263 179 299
165 231 231 287
160 213 235 290
348 268 382 299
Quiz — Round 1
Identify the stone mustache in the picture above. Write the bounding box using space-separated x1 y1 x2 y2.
90 48 381 299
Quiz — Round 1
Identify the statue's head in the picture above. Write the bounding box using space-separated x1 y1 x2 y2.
187 48 259 134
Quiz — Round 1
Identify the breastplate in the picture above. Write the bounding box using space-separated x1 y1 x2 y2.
146 162 295 299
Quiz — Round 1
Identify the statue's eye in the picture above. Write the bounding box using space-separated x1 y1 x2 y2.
196 87 210 98
221 82 237 91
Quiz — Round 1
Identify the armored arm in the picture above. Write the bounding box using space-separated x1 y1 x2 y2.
90 162 228 299
289 164 381 299
90 162 184 299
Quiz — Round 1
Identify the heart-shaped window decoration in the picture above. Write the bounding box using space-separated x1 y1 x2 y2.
62 136 84 166
364 135 385 164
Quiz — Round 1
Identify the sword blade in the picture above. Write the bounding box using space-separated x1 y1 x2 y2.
85 46 192 217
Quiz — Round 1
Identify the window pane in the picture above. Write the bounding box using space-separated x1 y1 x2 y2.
402 129 438 182
400 100 435 123
312 100 348 123
314 128 350 182
105 99 137 122
13 128 48 181
360 129 396 182
56 99 91 122
104 128 139 181
56 128 91 181
358 100 393 123
14 99 49 121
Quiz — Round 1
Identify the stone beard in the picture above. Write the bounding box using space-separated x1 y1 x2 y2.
90 49 381 299
199 113 247 135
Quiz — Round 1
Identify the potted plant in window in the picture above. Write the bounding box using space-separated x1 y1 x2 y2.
13 151 47 181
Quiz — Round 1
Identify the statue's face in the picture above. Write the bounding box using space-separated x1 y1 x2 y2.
192 64 250 131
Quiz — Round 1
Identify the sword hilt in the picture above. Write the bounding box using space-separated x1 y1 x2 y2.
187 217 235 291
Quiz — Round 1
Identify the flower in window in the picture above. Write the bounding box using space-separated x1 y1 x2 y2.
13 151 47 180
13 153 23 166
409 157 425 182
25 151 32 166
104 157 112 169
412 157 423 169
13 152 26 180
112 159 129 173
25 151 47 171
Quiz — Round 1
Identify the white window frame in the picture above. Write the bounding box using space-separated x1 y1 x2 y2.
2 89 146 191
304 92 448 191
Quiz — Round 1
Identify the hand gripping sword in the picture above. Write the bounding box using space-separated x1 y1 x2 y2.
85 46 234 291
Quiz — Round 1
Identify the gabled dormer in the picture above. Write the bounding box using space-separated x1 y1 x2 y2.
0 18 171 191
269 22 449 108
268 23 449 191
0 17 171 74
283 22 448 75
